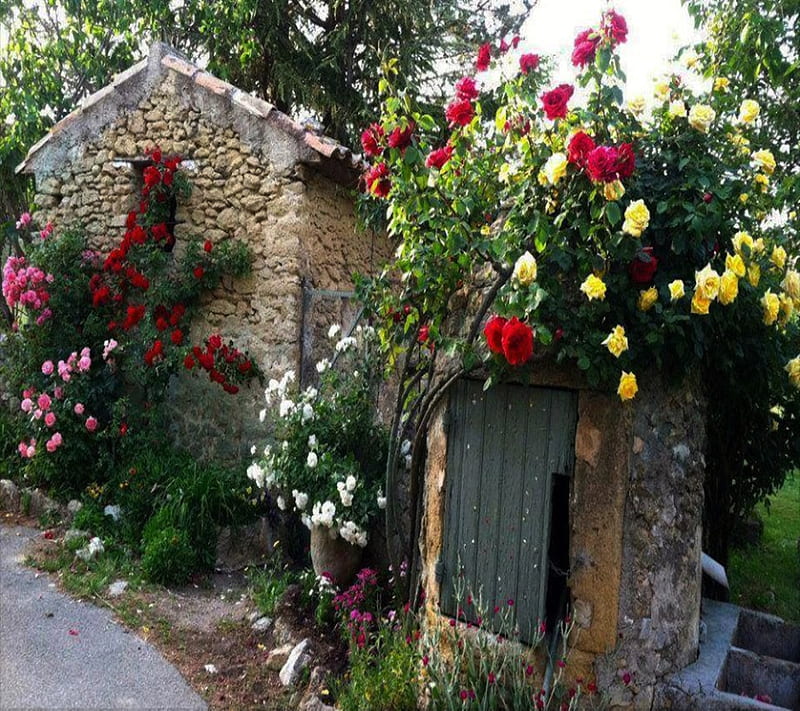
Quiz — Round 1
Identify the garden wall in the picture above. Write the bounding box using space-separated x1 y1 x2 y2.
420 364 706 710
21 44 391 460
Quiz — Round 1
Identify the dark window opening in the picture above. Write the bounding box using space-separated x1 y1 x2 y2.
127 158 182 252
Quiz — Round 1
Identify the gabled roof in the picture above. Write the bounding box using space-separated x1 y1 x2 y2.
17 42 363 186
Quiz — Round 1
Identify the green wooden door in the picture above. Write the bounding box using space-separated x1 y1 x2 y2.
440 379 577 642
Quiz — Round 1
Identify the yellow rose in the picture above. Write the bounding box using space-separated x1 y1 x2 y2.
752 149 776 175
738 99 760 123
725 253 746 278
622 199 650 237
668 279 685 301
779 294 794 325
691 289 711 315
713 77 730 92
728 132 750 151
602 325 629 358
688 104 716 133
782 269 800 304
754 173 769 192
638 287 658 312
752 237 765 253
695 264 721 301
682 50 699 68
542 152 568 185
580 274 607 301
739 193 749 204
512 251 538 287
617 371 638 401
603 180 625 201
537 171 548 186
761 289 780 325
668 100 687 118
628 96 647 114
748 262 761 286
786 356 800 388
654 81 670 102
771 245 787 271
718 270 739 305
732 231 754 254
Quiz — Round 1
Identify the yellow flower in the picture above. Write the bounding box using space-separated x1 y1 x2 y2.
786 356 800 388
761 289 780 325
668 279 685 301
654 81 670 102
602 325 629 358
713 77 730 92
754 173 769 192
668 100 687 118
617 371 638 401
691 289 711 315
748 262 761 287
682 50 699 68
688 104 716 133
542 152 568 185
580 274 607 301
728 132 750 151
739 193 749 204
512 251 538 287
771 245 787 271
537 171 548 187
738 99 760 123
718 270 739 305
732 231 754 254
603 180 625 202
695 264 721 301
725 253 746 278
782 269 800 304
752 237 765 253
622 199 650 237
627 96 647 114
752 149 776 175
638 287 658 312
778 294 794 325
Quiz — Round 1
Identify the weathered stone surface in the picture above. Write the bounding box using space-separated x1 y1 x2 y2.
64 529 89 544
279 638 311 686
0 480 20 512
266 642 294 671
272 616 295 647
108 580 128 597
298 694 335 711
26 489 62 519
250 616 272 633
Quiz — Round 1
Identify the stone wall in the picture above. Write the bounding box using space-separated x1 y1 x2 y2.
29 71 390 460
420 365 706 709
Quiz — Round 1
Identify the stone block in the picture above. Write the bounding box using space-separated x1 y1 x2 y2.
0 480 20 512
279 638 311 686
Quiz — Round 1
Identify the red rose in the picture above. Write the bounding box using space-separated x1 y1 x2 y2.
484 315 507 354
198 352 214 370
129 225 147 244
571 29 599 68
540 84 574 120
615 142 635 179
203 240 213 253
222 383 239 394
476 42 492 71
193 266 205 279
455 76 479 100
500 37 510 53
143 165 161 188
119 422 128 436
603 10 628 46
92 286 111 308
151 223 169 242
501 317 534 366
519 53 540 75
360 123 385 157
162 170 174 187
209 369 226 384
445 99 475 127
567 131 596 166
629 247 659 284
164 156 180 171
184 354 195 370
171 329 184 345
418 325 430 343
123 304 145 331
425 145 453 169
365 162 391 198
208 334 222 350
387 122 415 152
125 211 137 228
238 360 252 374
149 147 162 164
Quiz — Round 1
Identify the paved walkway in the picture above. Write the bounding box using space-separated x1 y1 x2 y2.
0 525 207 710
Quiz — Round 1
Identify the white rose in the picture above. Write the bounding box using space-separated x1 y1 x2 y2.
346 475 357 491
276 496 286 511
327 324 341 339
307 451 318 469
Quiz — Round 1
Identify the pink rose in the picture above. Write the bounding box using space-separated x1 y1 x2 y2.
571 29 599 68
475 43 492 72
74 403 85 415
41 360 54 375
53 387 64 399
78 356 91 372
37 393 51 411
44 412 56 427
425 145 454 169
455 76 479 100
33 409 43 420
85 416 98 432
20 398 33 413
519 53 540 75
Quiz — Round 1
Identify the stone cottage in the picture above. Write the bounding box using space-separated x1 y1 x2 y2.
17 42 390 458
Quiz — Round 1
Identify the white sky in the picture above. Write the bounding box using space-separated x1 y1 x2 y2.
519 0 704 97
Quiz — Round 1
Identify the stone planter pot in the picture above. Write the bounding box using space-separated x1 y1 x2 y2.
309 525 362 586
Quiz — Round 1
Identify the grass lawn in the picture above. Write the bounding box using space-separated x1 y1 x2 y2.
728 471 799 623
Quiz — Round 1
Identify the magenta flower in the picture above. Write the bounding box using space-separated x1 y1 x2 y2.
41 360 54 375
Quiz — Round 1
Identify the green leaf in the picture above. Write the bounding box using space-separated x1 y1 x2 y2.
605 201 621 226
577 356 591 371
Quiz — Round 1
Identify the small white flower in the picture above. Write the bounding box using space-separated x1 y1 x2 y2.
346 475 357 492
377 491 387 510
307 451 318 469
327 324 341 339
250 444 256 455
294 491 309 510
315 359 330 374
259 409 267 423
247 462 265 488
308 434 317 449
279 399 295 418
303 387 318 400
355 532 368 548
339 489 353 507
335 336 357 353
301 513 312 530
353 370 360 378
337 481 346 492
400 439 412 456
301 403 314 422
282 440 289 450
404 454 412 469
276 496 286 511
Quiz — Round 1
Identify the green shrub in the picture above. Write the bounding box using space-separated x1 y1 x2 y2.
72 499 113 537
141 510 196 586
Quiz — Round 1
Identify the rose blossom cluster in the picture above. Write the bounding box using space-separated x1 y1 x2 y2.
571 9 628 68
361 122 416 197
184 333 253 394
2 256 54 323
484 315 535 366
567 130 635 184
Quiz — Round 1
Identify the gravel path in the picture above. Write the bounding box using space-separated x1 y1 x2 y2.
0 524 207 710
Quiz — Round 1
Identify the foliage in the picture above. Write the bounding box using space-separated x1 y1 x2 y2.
356 9 800 575
0 0 534 217
248 325 388 548
1 150 258 495
729 471 800 622
683 0 800 217
141 512 198 586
